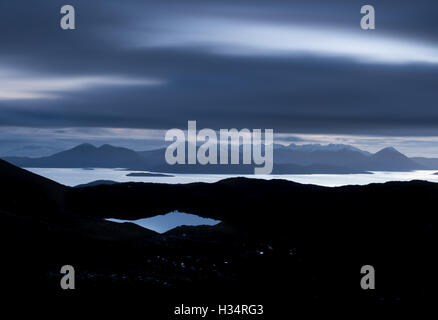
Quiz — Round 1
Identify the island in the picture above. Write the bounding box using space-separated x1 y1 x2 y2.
126 172 174 177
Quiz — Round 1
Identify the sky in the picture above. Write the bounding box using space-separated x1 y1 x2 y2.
1 0 438 157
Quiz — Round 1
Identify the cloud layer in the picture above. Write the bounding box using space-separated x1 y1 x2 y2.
1 0 438 138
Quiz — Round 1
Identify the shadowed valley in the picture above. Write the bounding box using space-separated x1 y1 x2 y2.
0 158 434 309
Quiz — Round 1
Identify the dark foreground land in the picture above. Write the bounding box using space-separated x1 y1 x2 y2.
0 159 434 313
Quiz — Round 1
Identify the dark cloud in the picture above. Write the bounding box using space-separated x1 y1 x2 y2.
1 0 438 138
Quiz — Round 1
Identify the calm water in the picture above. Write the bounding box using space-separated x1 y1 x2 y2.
106 211 221 233
25 167 438 187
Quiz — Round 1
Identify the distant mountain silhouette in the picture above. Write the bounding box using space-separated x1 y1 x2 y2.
4 143 146 169
363 147 423 171
126 172 173 177
138 146 369 174
274 145 370 167
74 180 120 188
411 157 438 170
1 143 432 173
286 143 372 155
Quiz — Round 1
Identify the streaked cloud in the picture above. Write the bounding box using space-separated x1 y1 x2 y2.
1 0 438 157
138 17 438 64
0 68 164 100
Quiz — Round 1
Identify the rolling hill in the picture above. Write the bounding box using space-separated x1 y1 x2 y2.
0 159 434 305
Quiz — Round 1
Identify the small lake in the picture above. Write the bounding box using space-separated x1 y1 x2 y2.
25 167 438 187
106 211 221 233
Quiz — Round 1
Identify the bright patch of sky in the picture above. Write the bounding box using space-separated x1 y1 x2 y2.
0 68 164 101
135 17 438 65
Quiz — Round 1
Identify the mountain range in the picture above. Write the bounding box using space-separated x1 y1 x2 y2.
2 143 437 174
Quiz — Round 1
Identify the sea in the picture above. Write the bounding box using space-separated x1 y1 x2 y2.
25 168 438 188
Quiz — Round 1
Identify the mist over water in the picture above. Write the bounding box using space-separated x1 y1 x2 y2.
25 168 438 187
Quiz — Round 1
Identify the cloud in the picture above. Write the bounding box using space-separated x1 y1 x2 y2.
0 69 164 100
1 0 438 143
137 17 438 64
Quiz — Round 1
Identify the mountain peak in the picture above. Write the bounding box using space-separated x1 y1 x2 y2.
375 147 403 156
370 147 418 170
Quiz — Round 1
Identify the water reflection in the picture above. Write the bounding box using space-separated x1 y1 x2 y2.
106 211 221 233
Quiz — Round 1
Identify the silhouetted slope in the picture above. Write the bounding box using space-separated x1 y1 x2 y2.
0 159 160 238
67 176 435 231
66 176 434 304
0 160 161 296
0 159 67 217
0 161 434 306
